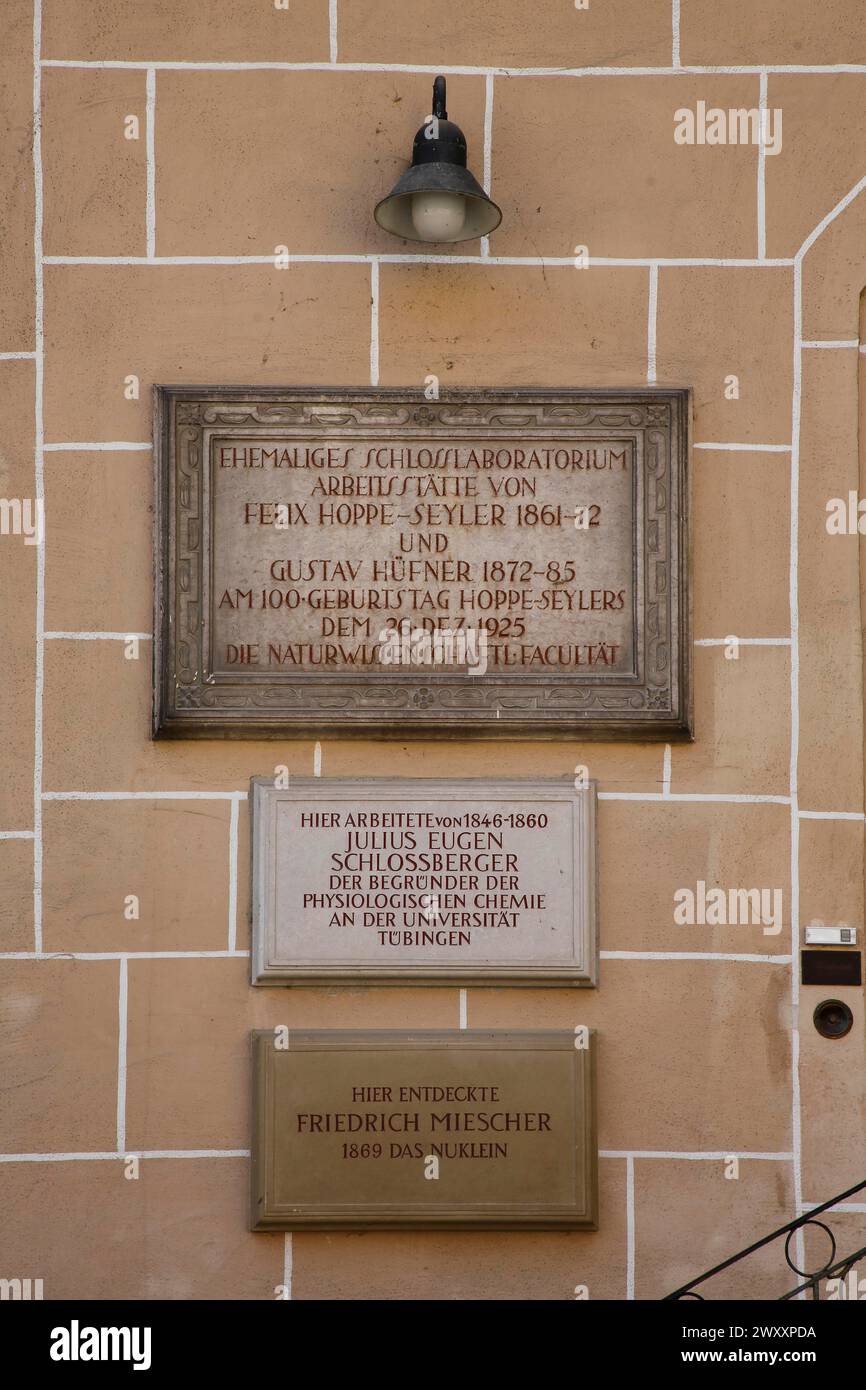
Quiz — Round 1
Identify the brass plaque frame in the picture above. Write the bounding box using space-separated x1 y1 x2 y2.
154 385 691 739
250 1029 598 1231
250 775 598 988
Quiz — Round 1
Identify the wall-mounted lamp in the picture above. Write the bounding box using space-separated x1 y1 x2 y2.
374 75 502 244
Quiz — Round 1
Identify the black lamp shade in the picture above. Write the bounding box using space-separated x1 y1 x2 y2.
374 76 502 243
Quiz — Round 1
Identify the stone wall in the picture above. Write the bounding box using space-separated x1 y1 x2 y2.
1 0 865 1300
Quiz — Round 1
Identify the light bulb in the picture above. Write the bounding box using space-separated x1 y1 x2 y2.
410 191 467 242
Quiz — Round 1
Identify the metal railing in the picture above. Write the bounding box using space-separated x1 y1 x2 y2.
664 1176 866 1300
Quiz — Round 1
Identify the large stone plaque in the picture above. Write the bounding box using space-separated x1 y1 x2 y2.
251 1029 597 1231
154 386 690 738
251 777 597 987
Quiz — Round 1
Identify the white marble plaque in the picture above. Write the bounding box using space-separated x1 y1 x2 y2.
251 777 597 986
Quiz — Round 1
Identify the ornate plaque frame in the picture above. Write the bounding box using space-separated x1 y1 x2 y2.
154 386 691 739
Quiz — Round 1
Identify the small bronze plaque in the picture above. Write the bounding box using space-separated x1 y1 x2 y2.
250 1029 597 1231
154 386 690 739
251 776 597 987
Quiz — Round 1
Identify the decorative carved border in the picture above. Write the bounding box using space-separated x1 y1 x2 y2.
154 386 691 738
